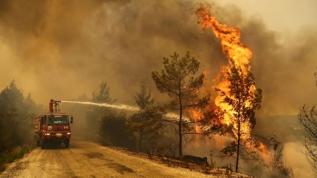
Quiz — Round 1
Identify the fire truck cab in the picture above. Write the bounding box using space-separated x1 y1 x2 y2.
33 99 73 148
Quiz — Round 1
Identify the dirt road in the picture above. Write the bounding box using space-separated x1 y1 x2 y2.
0 141 214 178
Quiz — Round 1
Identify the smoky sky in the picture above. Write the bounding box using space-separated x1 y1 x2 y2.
0 0 316 115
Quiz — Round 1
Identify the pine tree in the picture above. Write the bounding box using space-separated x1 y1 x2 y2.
152 51 208 157
299 70 317 170
217 65 262 172
129 85 163 152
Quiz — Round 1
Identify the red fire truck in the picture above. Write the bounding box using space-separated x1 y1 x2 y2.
33 99 73 148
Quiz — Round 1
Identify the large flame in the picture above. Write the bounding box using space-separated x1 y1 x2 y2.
196 6 255 141
195 6 271 164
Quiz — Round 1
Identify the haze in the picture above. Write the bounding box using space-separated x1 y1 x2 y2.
217 0 317 34
0 0 316 115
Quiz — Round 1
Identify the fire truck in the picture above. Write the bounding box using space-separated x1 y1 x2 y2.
33 99 73 148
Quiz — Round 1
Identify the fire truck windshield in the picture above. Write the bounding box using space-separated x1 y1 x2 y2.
47 116 69 125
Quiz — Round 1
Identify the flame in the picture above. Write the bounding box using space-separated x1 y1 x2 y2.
196 6 255 142
196 8 252 75
257 143 271 163
195 6 270 163
190 109 203 133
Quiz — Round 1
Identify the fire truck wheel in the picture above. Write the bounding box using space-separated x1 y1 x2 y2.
33 136 40 147
40 140 46 149
64 139 70 148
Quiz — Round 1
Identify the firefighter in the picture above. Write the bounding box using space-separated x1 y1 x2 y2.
49 99 54 113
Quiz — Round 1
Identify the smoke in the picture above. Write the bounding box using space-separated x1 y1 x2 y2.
0 0 223 105
283 142 315 177
0 0 315 114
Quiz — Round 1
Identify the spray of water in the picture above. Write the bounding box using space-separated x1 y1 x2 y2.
61 100 181 120
62 100 139 111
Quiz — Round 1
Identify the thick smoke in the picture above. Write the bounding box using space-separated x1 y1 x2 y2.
0 0 316 177
0 0 315 113
0 0 224 105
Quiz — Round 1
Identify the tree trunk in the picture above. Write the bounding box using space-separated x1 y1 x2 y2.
179 104 183 157
139 129 143 152
178 84 183 157
235 118 241 172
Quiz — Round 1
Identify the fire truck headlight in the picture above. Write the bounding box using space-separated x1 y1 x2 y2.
44 133 50 136
67 132 71 135
48 126 52 130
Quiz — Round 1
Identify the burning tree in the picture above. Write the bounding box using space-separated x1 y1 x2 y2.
218 64 262 171
196 7 262 172
152 51 208 157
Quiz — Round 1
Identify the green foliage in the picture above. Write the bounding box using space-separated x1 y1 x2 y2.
88 81 136 149
0 81 38 170
152 51 208 156
0 81 39 153
128 85 165 152
99 112 135 149
86 81 115 140
92 81 115 103
152 51 208 109
134 85 154 110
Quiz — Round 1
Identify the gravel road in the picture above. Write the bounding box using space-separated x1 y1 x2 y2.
0 140 215 178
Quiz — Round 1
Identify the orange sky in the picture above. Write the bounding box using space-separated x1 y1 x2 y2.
215 0 317 34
